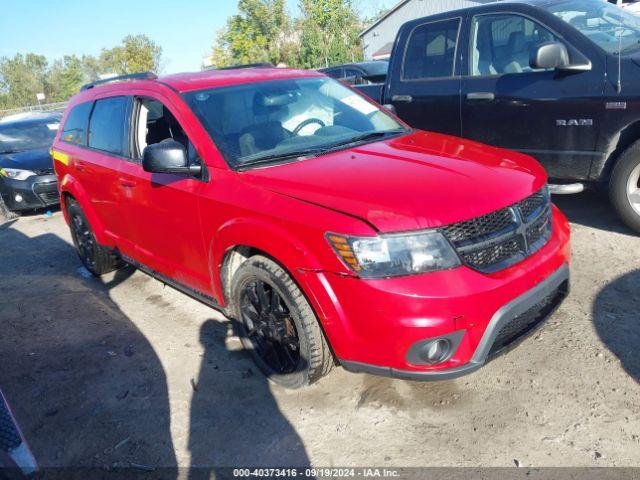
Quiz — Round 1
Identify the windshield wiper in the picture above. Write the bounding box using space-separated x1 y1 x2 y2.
327 129 407 149
236 147 325 170
235 129 408 170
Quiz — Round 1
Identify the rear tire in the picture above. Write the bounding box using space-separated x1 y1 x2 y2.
66 199 121 276
610 141 640 234
231 255 333 389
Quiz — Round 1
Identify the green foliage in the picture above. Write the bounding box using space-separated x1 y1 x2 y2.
298 0 364 69
210 0 364 69
212 0 299 68
97 35 163 76
0 53 49 110
0 35 163 110
47 55 86 102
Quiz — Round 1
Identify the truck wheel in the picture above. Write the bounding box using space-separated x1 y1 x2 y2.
610 141 640 234
231 255 333 389
67 199 122 276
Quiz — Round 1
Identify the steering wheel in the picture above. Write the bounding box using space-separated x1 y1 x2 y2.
292 118 326 136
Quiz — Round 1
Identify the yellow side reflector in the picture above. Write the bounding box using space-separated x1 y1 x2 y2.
50 149 69 165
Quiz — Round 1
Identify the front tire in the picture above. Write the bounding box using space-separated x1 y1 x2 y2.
231 255 333 389
610 141 640 233
67 199 121 276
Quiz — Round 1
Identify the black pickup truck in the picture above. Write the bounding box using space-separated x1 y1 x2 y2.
356 0 640 233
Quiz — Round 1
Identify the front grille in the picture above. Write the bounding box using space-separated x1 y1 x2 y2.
440 187 552 273
37 191 59 204
488 281 568 358
33 181 59 205
34 167 54 175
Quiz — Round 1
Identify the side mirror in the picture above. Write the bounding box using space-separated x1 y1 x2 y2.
530 41 591 72
142 140 201 176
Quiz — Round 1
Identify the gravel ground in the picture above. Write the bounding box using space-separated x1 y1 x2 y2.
0 191 638 473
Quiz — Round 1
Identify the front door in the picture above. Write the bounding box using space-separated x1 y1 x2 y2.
461 12 604 180
117 95 210 293
388 16 463 136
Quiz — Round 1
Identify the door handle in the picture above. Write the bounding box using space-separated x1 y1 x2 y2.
119 177 137 188
75 161 86 172
391 94 413 103
466 92 495 101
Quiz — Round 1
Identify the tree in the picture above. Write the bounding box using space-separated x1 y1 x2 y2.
0 35 163 111
97 34 163 75
0 53 49 109
298 0 364 68
211 0 299 68
47 55 86 102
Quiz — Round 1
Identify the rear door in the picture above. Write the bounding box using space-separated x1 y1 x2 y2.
460 9 604 180
387 16 463 136
84 96 132 244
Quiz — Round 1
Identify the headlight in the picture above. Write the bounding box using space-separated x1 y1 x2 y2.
0 168 36 181
327 230 460 278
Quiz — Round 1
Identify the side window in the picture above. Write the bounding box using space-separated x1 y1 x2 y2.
403 18 460 80
470 14 559 76
134 98 198 164
343 68 364 85
324 68 344 79
60 101 93 146
88 96 131 156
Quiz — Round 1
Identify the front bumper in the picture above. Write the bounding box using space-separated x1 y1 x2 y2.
298 205 571 380
0 174 59 211
341 263 569 380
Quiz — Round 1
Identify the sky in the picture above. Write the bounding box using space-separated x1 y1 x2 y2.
0 0 397 74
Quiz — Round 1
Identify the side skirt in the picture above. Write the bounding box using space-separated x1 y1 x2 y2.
120 254 227 315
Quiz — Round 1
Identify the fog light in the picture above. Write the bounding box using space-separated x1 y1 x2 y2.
14 194 23 203
421 339 451 364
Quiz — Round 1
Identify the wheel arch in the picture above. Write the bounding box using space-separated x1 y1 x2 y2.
598 120 640 182
209 217 325 306
59 175 109 245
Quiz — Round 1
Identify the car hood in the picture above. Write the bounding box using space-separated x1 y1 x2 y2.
0 148 53 172
241 131 547 233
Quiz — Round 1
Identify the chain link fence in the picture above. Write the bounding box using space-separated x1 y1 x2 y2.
0 101 68 121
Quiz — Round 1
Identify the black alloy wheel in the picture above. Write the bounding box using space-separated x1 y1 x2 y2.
239 279 300 374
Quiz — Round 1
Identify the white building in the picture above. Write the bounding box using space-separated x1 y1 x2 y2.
361 0 498 60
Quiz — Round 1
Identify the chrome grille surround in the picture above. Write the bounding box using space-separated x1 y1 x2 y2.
440 187 552 273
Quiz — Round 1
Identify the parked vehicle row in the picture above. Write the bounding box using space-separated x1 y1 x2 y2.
344 0 640 233
51 67 570 388
0 114 61 213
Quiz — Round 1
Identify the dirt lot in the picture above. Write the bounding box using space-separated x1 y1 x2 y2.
0 192 639 472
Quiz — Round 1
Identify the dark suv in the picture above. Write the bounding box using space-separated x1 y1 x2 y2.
357 0 640 233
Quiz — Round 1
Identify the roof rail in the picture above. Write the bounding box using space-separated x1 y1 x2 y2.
80 72 157 91
215 62 274 71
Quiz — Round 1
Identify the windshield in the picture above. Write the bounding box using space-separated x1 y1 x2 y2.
545 0 640 54
0 120 59 154
183 76 407 169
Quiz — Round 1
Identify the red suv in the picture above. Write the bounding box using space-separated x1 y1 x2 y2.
52 68 571 388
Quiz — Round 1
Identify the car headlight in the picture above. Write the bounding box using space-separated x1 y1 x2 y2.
0 168 36 181
327 230 460 278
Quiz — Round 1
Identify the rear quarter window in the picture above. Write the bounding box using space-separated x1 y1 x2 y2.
88 96 131 157
60 101 93 146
